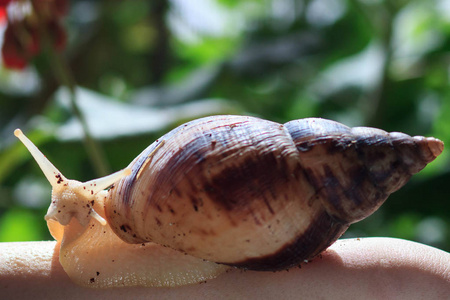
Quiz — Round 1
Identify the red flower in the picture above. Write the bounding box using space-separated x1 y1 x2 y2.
0 0 12 7
1 0 68 70
51 0 68 17
0 7 7 24
2 25 27 69
47 19 66 50
31 0 68 17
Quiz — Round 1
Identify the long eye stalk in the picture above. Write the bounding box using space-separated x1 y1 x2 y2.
14 129 64 187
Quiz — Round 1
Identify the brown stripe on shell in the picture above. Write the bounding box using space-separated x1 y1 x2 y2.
352 131 410 196
203 150 288 213
227 210 348 271
285 132 385 222
140 116 296 219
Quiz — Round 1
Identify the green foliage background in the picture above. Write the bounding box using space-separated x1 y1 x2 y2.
0 0 449 252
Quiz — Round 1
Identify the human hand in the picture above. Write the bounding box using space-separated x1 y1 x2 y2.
1 237 449 299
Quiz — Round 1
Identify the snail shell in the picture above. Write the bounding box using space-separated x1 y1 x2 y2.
106 115 443 270
14 115 443 287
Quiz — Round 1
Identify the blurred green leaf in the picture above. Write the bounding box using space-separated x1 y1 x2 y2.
0 130 52 184
389 213 421 241
0 208 45 242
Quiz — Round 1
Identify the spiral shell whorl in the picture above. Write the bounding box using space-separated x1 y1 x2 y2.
284 118 444 224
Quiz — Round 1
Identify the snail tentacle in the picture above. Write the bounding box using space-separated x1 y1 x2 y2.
14 129 65 186
15 129 130 227
84 168 132 193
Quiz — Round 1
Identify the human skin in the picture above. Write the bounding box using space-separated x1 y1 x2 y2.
1 237 449 300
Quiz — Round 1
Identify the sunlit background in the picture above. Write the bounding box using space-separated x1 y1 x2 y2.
0 0 449 252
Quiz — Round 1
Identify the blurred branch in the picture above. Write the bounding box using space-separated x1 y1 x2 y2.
149 0 171 84
24 25 100 119
347 0 407 129
32 14 111 177
366 8 394 128
349 0 395 128
49 51 111 176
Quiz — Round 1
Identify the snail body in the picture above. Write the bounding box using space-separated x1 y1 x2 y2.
15 115 444 287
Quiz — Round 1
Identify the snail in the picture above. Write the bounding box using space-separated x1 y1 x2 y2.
14 115 443 288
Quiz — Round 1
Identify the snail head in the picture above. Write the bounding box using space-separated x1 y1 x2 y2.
14 129 130 227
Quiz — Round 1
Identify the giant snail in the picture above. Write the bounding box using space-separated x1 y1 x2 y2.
14 115 444 288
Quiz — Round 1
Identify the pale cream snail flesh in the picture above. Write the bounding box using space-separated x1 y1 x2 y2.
14 115 444 288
